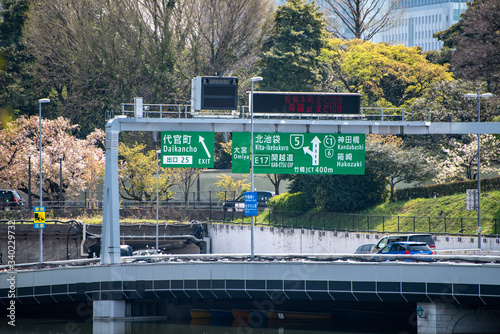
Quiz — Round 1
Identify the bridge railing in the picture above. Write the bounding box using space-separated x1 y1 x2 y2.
118 103 433 122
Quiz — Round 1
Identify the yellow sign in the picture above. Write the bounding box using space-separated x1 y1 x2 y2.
34 206 45 229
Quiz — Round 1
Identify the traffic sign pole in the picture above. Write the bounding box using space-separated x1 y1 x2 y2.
34 206 46 264
249 77 263 260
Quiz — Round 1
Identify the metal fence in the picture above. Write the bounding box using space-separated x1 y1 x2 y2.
264 210 498 236
29 193 499 236
28 190 239 210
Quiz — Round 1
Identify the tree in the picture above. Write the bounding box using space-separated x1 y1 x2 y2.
180 0 274 77
82 131 105 208
436 0 500 93
0 116 105 201
258 0 328 92
266 174 285 195
118 143 175 202
172 168 202 209
407 80 498 123
323 0 402 40
366 135 435 202
319 39 454 107
19 0 274 136
429 134 500 183
214 174 249 204
288 169 388 213
0 0 37 120
214 133 232 169
22 0 181 135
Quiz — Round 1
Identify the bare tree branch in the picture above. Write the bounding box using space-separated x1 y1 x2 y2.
323 0 402 40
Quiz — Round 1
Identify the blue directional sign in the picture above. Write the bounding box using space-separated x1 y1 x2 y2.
244 192 258 216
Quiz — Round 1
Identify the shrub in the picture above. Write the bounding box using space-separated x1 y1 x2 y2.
269 192 313 213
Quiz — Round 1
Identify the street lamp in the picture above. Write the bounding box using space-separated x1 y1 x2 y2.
464 92 493 250
38 97 50 264
58 154 64 208
156 149 161 251
27 153 32 210
250 76 263 260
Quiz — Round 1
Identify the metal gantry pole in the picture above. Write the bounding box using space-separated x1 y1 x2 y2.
39 102 43 263
477 92 482 250
156 150 161 251
249 77 263 260
465 91 493 250
38 98 50 264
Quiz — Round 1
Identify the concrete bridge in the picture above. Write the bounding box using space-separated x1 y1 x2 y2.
5 113 500 333
2 254 500 334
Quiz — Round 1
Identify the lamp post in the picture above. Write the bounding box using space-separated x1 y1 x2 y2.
58 154 64 208
249 76 263 260
38 97 50 264
156 149 161 251
27 153 32 210
464 92 493 250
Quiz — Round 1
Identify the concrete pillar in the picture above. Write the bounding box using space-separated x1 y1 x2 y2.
417 302 500 334
93 300 126 320
93 320 126 334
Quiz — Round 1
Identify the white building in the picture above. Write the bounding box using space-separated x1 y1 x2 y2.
373 0 469 51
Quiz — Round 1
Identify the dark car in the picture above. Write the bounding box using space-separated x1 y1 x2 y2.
222 191 275 212
0 190 25 211
377 242 433 255
354 243 375 254
120 245 133 256
372 234 435 253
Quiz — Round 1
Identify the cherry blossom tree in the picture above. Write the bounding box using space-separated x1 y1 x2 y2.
0 116 105 203
430 134 500 183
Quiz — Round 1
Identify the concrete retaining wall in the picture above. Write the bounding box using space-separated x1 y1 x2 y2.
207 223 500 254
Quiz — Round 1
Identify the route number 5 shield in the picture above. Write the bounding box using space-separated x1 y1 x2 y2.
290 134 304 149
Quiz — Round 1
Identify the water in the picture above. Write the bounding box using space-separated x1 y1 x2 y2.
1 317 415 334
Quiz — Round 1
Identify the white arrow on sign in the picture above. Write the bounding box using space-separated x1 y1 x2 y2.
303 136 321 166
199 135 211 158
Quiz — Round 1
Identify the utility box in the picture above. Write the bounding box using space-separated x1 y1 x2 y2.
191 76 238 111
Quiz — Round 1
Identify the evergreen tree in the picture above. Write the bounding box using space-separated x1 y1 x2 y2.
258 0 327 92
0 0 37 122
435 0 500 93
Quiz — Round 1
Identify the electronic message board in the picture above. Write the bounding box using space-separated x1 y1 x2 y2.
251 92 361 115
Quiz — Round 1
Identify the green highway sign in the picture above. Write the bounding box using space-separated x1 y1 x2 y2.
161 131 214 168
232 132 365 175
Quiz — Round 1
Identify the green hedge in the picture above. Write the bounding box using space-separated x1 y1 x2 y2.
268 192 314 213
395 176 500 201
